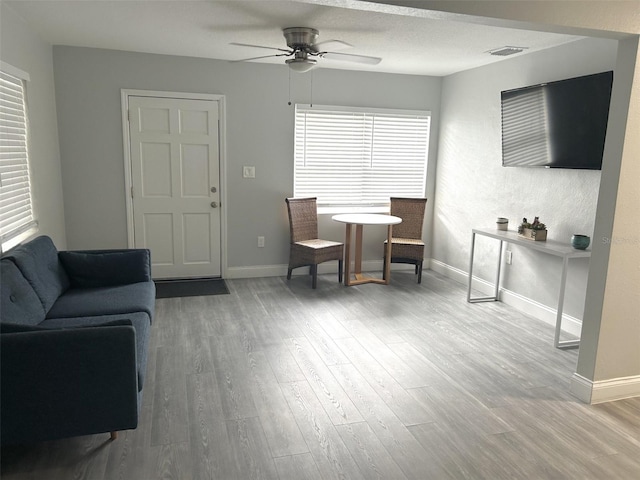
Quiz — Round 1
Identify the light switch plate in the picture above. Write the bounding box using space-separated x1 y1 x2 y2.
243 166 256 178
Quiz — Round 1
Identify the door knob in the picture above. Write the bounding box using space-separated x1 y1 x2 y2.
210 202 218 208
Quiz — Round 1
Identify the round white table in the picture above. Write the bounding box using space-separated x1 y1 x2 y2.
332 213 402 286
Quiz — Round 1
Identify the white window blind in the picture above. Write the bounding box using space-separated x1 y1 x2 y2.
0 66 37 251
294 105 430 208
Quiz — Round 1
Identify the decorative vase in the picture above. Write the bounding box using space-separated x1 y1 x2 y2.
496 217 508 231
518 228 547 241
571 234 590 250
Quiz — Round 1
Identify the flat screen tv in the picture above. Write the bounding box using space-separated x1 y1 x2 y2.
501 71 613 170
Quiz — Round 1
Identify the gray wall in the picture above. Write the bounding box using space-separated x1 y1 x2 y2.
434 37 618 319
0 3 66 248
52 46 441 271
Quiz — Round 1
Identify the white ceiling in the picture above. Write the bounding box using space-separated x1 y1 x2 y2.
5 0 583 76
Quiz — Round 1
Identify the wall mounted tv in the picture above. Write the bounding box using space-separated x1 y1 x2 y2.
501 70 613 170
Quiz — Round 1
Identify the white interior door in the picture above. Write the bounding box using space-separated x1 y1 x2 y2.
128 95 221 279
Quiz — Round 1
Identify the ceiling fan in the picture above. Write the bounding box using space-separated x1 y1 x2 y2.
231 27 382 73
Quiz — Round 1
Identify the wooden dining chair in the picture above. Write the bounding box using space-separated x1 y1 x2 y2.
285 197 344 289
383 197 428 283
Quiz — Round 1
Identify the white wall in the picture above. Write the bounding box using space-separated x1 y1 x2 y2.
434 37 617 320
585 36 640 385
52 46 441 272
0 3 66 248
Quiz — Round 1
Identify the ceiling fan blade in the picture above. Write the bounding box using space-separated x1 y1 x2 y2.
314 39 352 51
230 42 291 54
230 53 291 63
321 51 382 65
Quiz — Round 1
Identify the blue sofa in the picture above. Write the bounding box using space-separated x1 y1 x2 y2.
0 235 155 445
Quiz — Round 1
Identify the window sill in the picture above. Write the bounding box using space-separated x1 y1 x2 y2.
318 205 390 215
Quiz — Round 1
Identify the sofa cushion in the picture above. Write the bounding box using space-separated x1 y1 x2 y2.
3 236 70 313
59 249 151 288
46 282 155 322
0 260 46 325
40 313 150 391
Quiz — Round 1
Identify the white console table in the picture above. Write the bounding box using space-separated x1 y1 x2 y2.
467 228 591 349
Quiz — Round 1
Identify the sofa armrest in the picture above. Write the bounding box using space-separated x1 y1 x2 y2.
0 324 139 444
59 249 151 288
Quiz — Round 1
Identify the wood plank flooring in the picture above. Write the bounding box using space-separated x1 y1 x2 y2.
2 270 640 479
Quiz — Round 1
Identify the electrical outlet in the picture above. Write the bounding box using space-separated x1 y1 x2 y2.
257 236 265 248
506 251 513 265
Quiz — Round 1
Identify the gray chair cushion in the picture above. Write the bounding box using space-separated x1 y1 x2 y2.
0 259 46 325
46 282 155 322
3 236 70 313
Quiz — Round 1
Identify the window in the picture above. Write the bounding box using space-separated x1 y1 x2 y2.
294 104 430 211
0 63 37 252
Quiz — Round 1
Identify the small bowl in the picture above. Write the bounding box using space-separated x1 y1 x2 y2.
571 234 590 250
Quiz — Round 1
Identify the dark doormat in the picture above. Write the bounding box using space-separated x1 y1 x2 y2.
155 278 230 298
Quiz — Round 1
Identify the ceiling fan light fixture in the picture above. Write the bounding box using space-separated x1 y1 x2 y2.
286 57 317 73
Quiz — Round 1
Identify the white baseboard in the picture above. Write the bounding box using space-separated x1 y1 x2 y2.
569 373 594 403
571 373 640 404
429 259 582 338
225 260 414 279
225 264 288 279
429 259 472 286
500 288 582 338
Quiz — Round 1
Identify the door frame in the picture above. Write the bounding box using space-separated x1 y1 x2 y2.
120 89 228 278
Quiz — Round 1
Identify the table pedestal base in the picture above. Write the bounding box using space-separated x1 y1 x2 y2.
343 223 393 286
347 273 388 286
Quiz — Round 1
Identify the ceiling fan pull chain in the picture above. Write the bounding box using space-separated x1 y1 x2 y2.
310 70 314 108
288 68 292 106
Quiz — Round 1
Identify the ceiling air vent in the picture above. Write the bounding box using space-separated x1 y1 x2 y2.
488 46 528 56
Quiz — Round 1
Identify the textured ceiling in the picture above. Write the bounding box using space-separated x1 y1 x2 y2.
5 0 583 76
